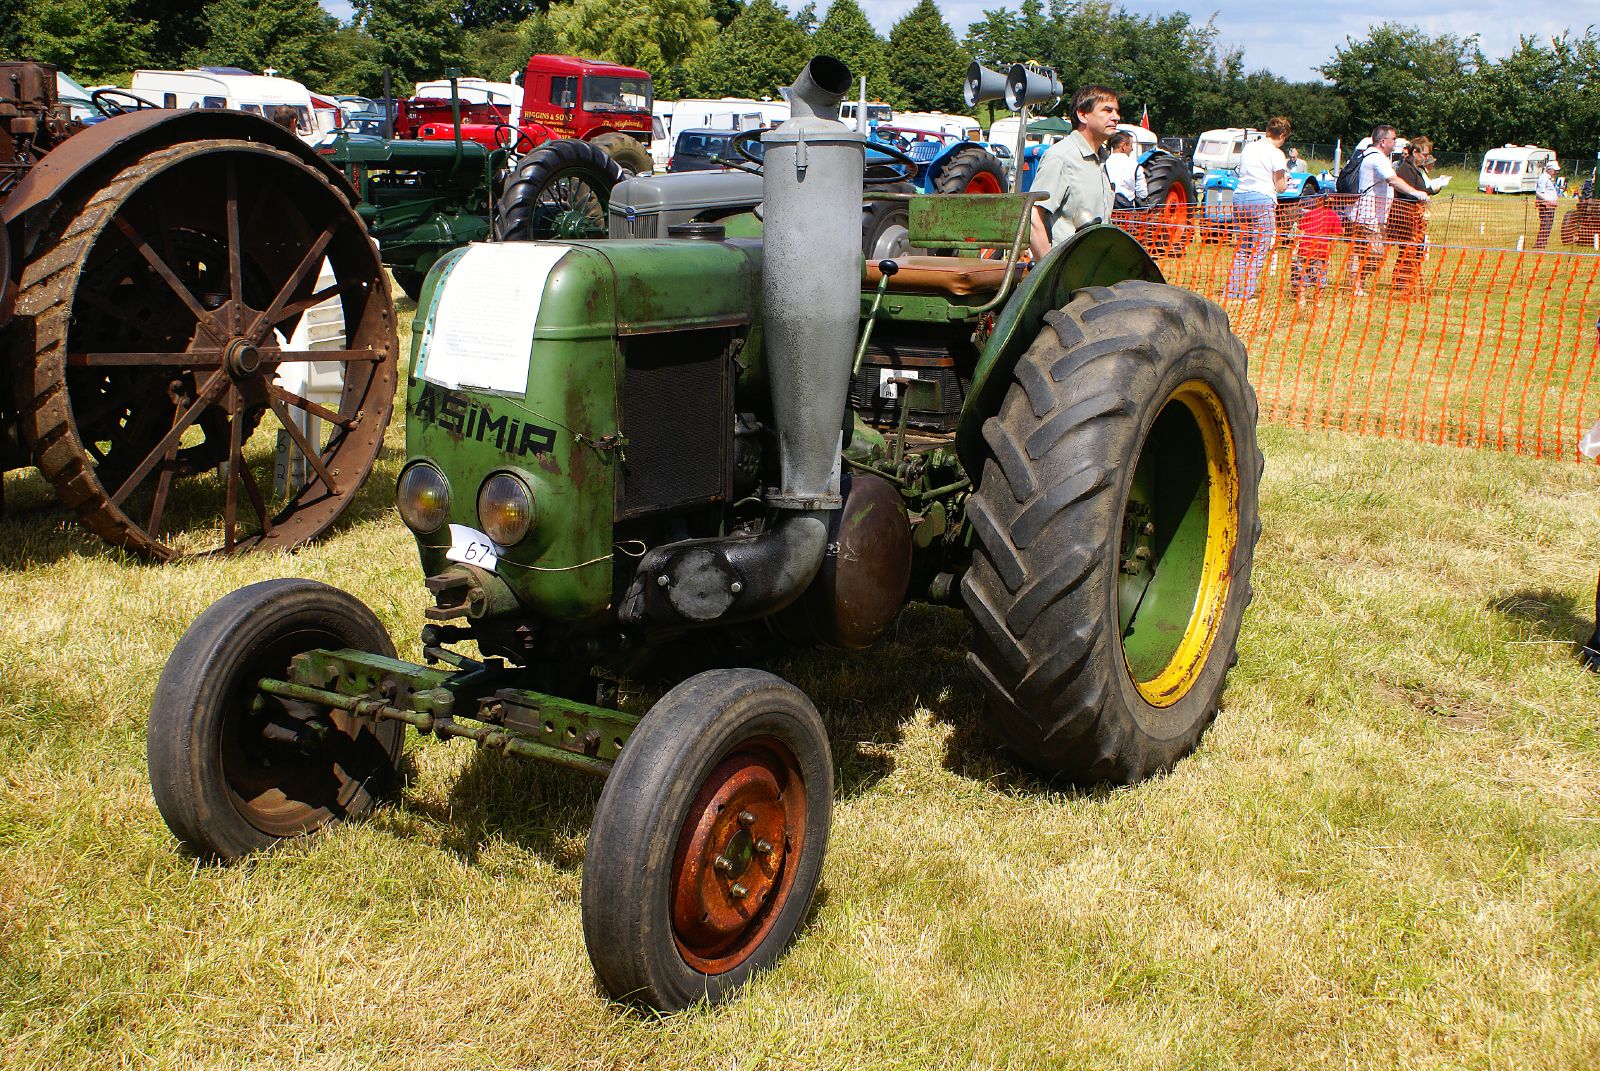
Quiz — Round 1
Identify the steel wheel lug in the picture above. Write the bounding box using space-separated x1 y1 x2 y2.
714 855 733 873
737 810 756 826
755 838 773 854
730 883 748 899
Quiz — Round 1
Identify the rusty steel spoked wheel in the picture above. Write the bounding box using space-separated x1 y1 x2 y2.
11 139 396 559
582 670 832 1011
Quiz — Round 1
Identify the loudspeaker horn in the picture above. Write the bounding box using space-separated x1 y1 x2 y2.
964 62 1008 108
1004 64 1063 111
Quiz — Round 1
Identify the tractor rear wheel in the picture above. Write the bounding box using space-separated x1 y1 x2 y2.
589 131 652 176
582 669 832 1010
1141 154 1195 256
933 146 1007 195
147 578 404 860
496 139 625 242
962 280 1261 783
862 181 916 259
11 139 397 559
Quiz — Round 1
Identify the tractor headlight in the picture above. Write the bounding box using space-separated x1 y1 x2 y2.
397 462 450 534
477 472 535 547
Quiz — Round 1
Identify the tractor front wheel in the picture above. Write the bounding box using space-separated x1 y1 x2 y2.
147 578 404 859
582 669 832 1010
962 280 1261 783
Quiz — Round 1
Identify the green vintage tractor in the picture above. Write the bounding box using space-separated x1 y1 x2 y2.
148 58 1262 1010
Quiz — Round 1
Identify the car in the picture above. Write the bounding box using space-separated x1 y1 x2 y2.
667 128 762 173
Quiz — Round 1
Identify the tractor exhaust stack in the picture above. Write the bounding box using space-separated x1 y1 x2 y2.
760 55 866 510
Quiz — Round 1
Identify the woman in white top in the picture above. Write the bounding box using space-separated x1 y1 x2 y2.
1225 115 1291 300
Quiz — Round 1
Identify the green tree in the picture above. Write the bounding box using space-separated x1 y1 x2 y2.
17 0 153 79
311 25 385 95
462 15 556 82
189 0 335 81
127 0 209 67
548 0 715 72
1320 23 1478 146
885 0 965 112
458 0 545 30
709 0 743 29
2 0 22 56
683 0 809 98
358 0 465 89
812 0 892 104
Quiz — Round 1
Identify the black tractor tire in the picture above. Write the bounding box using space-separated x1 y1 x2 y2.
932 146 1008 196
589 131 653 176
495 138 625 242
582 669 832 1011
147 579 405 859
1139 153 1196 255
862 181 916 260
962 280 1261 784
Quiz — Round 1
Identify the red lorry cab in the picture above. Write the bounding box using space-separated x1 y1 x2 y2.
520 54 652 143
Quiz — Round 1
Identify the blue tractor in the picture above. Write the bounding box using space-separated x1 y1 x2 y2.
1013 120 1196 255
859 124 1011 258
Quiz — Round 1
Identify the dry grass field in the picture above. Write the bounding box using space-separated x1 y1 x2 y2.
3 296 1600 1069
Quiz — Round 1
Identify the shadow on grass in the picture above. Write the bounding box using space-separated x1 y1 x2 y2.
401 602 1062 871
0 435 406 572
1489 585 1599 650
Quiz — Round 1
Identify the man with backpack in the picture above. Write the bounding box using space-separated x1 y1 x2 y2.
1339 125 1431 296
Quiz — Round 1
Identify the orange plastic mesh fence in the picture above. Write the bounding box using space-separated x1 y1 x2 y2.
1110 193 1600 460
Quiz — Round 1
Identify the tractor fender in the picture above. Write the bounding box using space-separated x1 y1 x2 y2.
2 109 357 259
954 223 1162 475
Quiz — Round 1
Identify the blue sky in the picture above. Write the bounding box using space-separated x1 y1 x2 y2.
318 1 1583 82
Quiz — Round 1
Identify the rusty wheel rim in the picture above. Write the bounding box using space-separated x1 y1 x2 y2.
218 625 395 837
670 738 807 974
19 140 396 558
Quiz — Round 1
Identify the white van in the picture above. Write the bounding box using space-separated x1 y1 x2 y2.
839 101 893 128
988 116 1066 156
130 68 319 145
1192 128 1258 173
1478 144 1558 194
412 77 522 124
665 98 788 136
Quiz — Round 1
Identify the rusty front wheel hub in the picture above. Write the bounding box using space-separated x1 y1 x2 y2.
671 743 805 973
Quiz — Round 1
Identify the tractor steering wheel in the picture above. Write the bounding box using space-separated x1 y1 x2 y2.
90 87 157 117
730 128 918 184
494 123 540 156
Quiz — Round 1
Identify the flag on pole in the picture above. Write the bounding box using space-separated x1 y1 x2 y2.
1140 105 1150 130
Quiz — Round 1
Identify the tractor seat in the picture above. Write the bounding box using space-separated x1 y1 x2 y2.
863 256 1009 297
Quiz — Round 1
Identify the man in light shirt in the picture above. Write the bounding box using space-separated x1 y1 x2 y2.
1535 160 1560 248
1225 115 1290 301
1104 130 1147 208
1027 85 1118 260
1349 124 1430 295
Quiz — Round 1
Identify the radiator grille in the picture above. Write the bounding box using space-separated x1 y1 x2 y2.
617 329 733 518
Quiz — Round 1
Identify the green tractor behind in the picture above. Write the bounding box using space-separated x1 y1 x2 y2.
148 57 1262 1011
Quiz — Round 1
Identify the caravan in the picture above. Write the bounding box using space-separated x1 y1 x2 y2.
1478 144 1559 194
130 68 319 144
